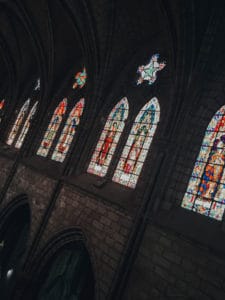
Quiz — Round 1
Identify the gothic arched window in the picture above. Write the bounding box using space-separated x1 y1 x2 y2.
182 106 225 220
113 97 160 188
51 98 85 162
87 98 129 177
15 101 38 149
0 99 5 123
6 99 30 146
37 98 67 157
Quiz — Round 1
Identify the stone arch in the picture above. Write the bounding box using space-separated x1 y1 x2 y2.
0 194 30 299
24 228 96 300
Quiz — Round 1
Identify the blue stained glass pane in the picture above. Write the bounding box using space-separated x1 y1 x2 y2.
112 97 160 188
181 105 225 221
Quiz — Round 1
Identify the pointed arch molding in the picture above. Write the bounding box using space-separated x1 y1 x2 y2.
0 194 29 227
0 32 16 101
25 228 97 298
1 1 52 96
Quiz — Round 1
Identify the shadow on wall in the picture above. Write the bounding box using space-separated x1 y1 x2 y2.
0 201 30 300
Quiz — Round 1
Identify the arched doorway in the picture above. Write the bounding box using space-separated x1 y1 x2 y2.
35 240 95 300
0 202 30 300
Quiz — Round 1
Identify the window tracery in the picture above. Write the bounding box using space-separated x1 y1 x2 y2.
51 98 85 162
113 97 160 188
87 98 129 177
37 98 67 157
6 99 30 146
182 106 225 220
0 99 5 123
15 101 38 149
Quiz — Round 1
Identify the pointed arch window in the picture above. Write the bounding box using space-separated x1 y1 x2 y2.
0 99 5 123
37 98 67 158
6 99 30 146
15 101 38 149
87 98 129 177
51 98 85 162
182 106 225 220
113 97 160 188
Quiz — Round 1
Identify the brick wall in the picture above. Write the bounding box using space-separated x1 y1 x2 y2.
0 156 13 191
35 184 133 300
0 159 135 300
2 164 57 249
124 223 225 300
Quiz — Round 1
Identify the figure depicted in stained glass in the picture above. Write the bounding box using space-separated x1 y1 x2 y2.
182 106 225 220
52 98 85 162
123 125 148 174
113 98 160 188
73 67 87 89
6 99 30 146
137 54 166 85
87 98 129 177
37 98 67 157
15 101 38 149
199 136 225 198
96 122 118 166
0 99 5 123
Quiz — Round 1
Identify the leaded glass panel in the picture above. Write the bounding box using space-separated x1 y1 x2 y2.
87 98 129 177
6 99 30 146
181 106 225 220
113 97 160 188
15 101 38 149
52 98 85 162
37 98 67 157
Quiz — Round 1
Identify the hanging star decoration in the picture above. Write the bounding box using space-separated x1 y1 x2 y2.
137 54 166 85
73 67 87 89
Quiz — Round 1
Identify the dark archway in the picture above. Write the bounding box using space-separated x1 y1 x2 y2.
0 201 30 300
35 240 95 300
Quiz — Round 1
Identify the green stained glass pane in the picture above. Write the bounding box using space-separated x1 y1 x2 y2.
113 97 160 188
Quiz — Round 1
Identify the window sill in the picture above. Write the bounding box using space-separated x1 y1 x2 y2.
64 173 139 216
21 156 64 180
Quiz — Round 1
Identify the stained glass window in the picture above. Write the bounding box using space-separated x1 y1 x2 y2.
0 99 5 123
15 101 38 149
6 99 30 146
113 97 160 188
87 98 129 177
37 98 67 157
182 106 225 221
52 98 85 162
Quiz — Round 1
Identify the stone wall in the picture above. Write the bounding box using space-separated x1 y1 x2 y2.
35 184 133 300
2 163 57 249
0 156 13 191
124 223 225 300
0 160 134 300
